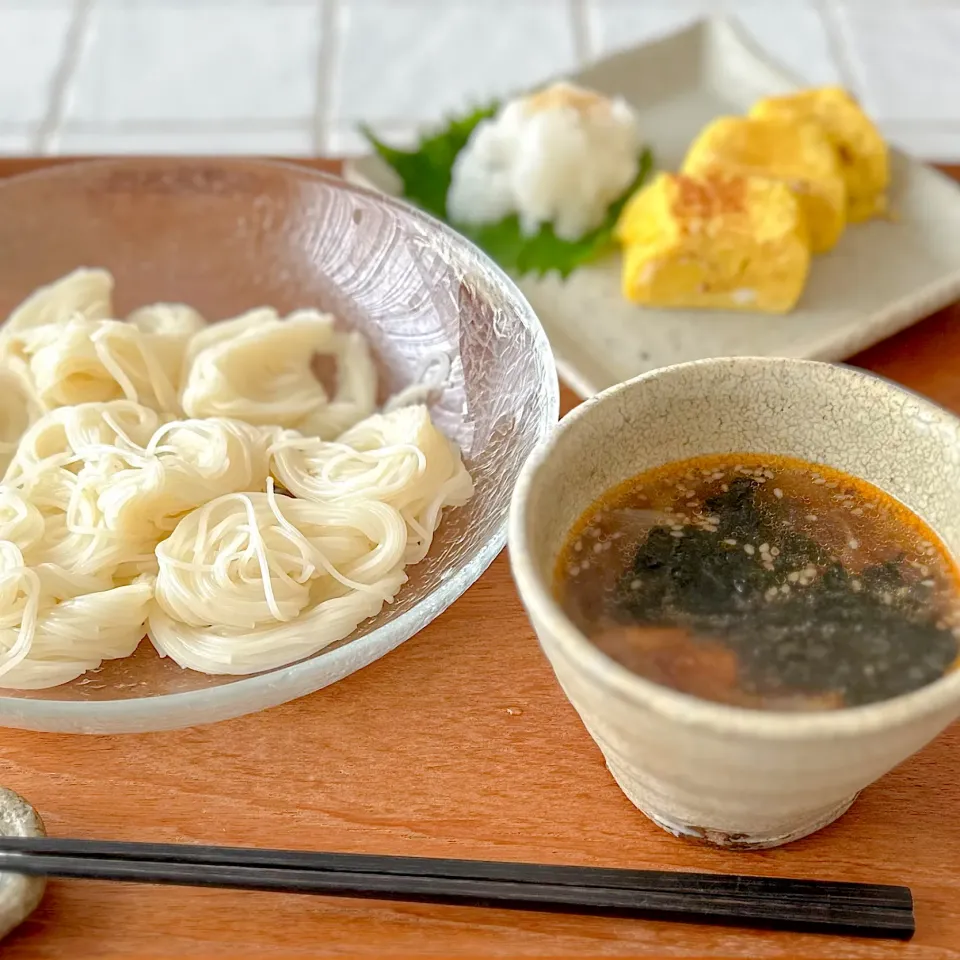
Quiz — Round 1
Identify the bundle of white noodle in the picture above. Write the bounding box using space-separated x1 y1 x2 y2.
270 405 473 562
181 308 376 439
92 418 276 552
13 466 157 580
148 480 408 674
17 317 189 413
1 268 202 416
0 363 42 476
97 416 276 543
4 399 162 482
2 402 164 578
0 268 114 364
0 540 153 690
5 404 278 580
0 487 45 556
125 301 206 385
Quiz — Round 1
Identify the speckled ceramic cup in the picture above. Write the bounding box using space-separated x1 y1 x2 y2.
510 357 960 849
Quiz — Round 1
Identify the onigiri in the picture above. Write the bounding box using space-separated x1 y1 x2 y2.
447 82 643 242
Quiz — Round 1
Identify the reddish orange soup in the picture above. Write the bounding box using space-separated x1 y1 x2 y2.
554 454 960 711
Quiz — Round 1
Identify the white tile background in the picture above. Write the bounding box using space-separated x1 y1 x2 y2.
1 0 959 160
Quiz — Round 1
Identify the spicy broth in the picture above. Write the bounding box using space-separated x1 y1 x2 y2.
555 454 960 710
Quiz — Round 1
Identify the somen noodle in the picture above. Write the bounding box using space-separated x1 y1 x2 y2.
0 269 471 688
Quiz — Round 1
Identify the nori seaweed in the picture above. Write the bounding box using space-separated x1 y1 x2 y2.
616 478 958 707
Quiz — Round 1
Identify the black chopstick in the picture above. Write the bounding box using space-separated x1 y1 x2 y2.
0 837 913 906
0 838 915 940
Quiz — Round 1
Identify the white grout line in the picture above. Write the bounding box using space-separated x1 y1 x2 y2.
570 0 596 67
576 0 602 64
313 0 344 155
59 119 316 134
814 0 863 95
33 0 96 155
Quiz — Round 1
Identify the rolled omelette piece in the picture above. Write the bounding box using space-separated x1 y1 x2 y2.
749 86 889 223
616 172 811 315
682 115 846 254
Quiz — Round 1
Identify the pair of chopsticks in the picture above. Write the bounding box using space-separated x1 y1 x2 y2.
0 837 914 940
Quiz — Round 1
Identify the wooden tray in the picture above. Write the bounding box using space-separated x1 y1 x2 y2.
2 157 960 959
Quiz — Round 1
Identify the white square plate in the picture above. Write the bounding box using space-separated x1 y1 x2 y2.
347 17 960 397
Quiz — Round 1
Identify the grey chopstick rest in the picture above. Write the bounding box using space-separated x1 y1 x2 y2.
0 787 45 940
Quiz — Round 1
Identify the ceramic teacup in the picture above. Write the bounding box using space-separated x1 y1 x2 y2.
509 357 960 849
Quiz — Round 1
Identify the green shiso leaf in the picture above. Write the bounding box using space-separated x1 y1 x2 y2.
361 104 497 221
361 108 654 279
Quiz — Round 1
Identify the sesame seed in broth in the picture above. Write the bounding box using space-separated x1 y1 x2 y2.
554 452 960 712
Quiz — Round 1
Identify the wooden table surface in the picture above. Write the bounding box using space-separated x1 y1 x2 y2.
1 157 960 959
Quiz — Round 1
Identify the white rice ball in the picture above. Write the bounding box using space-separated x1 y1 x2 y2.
447 82 643 242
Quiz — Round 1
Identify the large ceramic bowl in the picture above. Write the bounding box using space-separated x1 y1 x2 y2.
510 357 960 849
0 158 558 733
